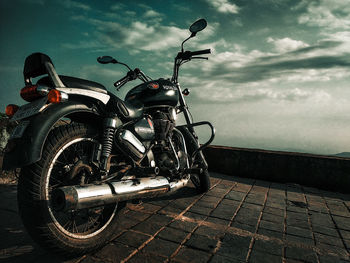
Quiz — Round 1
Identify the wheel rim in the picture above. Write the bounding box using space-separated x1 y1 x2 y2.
45 137 118 239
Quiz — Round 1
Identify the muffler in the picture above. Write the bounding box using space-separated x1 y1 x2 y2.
51 176 189 211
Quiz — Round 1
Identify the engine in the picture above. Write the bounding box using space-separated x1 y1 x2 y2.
110 106 187 177
150 107 188 176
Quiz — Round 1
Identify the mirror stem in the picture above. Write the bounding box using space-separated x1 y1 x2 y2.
181 34 194 52
118 62 132 71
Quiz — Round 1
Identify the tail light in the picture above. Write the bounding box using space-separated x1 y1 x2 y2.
20 85 49 102
48 89 68 103
5 104 19 118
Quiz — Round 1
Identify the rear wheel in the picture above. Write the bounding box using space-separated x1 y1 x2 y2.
17 123 124 256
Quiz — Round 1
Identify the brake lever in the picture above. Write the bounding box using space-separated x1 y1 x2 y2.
191 57 208 60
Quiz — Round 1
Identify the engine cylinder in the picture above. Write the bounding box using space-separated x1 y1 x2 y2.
115 130 146 161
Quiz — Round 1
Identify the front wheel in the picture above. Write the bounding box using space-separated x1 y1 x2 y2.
191 169 211 193
17 123 124 256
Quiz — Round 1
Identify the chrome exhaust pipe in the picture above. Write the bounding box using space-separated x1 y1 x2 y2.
51 176 189 211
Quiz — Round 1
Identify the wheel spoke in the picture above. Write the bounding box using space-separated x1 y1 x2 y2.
48 138 119 237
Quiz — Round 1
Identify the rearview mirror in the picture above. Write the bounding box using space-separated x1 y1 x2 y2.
189 19 207 34
97 56 117 64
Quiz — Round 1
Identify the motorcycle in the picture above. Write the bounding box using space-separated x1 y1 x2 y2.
2 18 215 255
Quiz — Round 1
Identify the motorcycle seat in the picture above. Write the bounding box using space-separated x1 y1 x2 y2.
107 92 144 120
38 75 108 94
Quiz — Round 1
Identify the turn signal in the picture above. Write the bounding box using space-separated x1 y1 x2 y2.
20 85 49 102
48 89 62 103
20 85 40 102
182 88 190 96
48 89 68 103
5 104 19 118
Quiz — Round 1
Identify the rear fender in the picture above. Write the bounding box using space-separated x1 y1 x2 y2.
2 98 103 170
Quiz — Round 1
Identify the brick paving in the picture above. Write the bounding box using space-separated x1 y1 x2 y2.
1 172 350 262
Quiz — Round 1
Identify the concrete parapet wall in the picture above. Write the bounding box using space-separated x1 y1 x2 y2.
203 145 350 193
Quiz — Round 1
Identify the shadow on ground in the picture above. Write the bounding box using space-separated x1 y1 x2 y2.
1 173 350 263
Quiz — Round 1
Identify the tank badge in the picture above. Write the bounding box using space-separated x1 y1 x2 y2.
163 85 175 90
148 83 159 89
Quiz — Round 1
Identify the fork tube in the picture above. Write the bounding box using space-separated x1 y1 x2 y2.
176 83 195 134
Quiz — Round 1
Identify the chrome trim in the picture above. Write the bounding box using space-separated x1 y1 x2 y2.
104 117 118 128
56 87 110 104
36 85 49 95
173 128 190 169
121 130 145 153
143 105 173 109
60 91 69 102
169 176 190 192
44 61 110 104
169 136 180 170
44 62 65 87
171 107 177 120
53 175 191 211
54 177 170 211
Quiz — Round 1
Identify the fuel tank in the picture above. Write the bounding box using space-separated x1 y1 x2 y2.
125 78 178 107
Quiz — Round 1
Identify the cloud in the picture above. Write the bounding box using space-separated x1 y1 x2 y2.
142 9 164 24
61 40 103 49
73 17 190 53
267 37 309 53
298 0 350 30
176 31 350 105
206 0 239 14
110 3 125 11
80 65 123 79
144 9 162 18
203 52 350 85
172 3 191 12
192 85 322 103
61 0 90 11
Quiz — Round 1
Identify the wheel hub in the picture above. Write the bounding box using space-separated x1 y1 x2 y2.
69 160 93 183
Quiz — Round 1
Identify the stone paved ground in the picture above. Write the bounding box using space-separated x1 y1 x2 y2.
1 172 350 263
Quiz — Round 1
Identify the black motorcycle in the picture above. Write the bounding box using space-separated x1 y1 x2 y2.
2 19 215 255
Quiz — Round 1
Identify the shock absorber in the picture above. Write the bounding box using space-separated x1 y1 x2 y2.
100 116 121 173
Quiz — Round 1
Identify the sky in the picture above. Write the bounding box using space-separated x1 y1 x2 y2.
1 0 350 155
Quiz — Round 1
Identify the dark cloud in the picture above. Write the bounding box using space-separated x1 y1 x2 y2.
259 40 343 62
287 41 343 55
203 41 350 84
202 55 349 84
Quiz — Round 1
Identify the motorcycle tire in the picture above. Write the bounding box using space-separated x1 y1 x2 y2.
191 169 211 193
17 123 124 256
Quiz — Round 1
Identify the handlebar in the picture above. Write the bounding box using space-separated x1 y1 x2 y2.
113 68 150 90
113 75 129 88
176 49 211 60
190 49 211 56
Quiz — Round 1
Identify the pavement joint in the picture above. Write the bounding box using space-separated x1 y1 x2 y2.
208 178 256 262
322 192 350 256
245 181 271 262
121 179 223 262
302 185 321 263
170 180 238 262
2 174 350 263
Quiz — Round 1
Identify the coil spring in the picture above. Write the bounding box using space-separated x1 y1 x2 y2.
101 127 115 158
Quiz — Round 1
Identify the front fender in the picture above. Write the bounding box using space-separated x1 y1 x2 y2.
2 99 103 170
